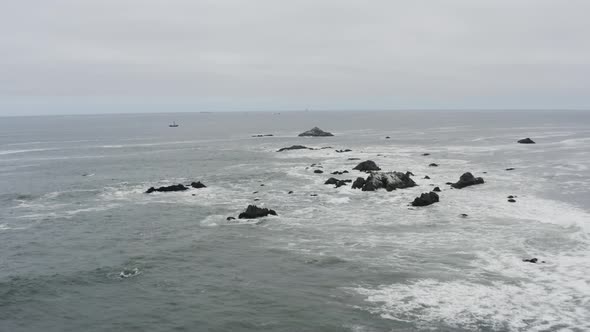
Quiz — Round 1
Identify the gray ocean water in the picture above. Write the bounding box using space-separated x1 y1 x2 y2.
0 110 589 332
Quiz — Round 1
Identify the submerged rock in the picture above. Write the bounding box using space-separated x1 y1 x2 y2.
238 205 277 219
331 170 349 175
348 158 361 161
353 160 381 172
422 153 431 156
505 168 515 171
523 258 539 263
353 172 417 191
324 178 352 188
429 163 439 167
518 138 535 144
508 198 516 203
451 172 485 189
252 134 274 137
145 184 189 194
120 268 140 278
298 127 334 137
335 149 352 153
191 181 207 189
277 145 312 152
385 136 391 139
411 192 440 207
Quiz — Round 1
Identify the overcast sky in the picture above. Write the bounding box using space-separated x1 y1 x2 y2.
1 0 589 115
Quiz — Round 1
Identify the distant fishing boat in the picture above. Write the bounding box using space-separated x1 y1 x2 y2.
169 121 179 128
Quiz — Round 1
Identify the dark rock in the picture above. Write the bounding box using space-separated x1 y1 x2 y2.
310 194 318 197
298 127 334 137
505 168 515 171
460 213 469 218
348 158 361 161
226 217 236 221
320 146 333 149
422 153 430 156
254 198 260 201
252 134 274 137
352 177 366 189
353 160 381 172
446 182 454 185
433 187 441 192
277 145 312 152
451 172 485 189
335 149 352 153
424 175 430 179
508 199 516 203
238 205 277 219
353 172 417 191
314 170 324 174
411 192 440 207
523 258 538 263
483 171 487 174
385 136 391 139
191 181 207 189
331 170 349 175
325 178 352 188
260 184 265 186
518 138 535 144
145 184 188 194
429 163 439 167
288 191 294 194
406 171 414 177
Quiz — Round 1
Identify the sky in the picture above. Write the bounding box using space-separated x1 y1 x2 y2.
1 0 589 116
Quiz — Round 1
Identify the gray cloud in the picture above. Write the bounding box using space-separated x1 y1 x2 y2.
1 0 589 114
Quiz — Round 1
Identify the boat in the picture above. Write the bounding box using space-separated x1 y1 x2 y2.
169 121 179 128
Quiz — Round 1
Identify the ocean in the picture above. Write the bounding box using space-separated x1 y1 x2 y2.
0 110 588 332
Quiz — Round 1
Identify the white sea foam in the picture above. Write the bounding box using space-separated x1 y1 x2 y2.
0 148 56 155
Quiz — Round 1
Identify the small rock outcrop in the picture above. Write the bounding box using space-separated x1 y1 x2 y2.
277 145 312 152
298 127 334 137
331 170 349 175
226 217 236 221
145 184 188 194
411 192 440 207
238 205 277 219
314 170 323 174
424 175 430 179
433 187 441 192
353 160 381 172
429 163 439 167
352 177 366 189
191 181 207 189
353 172 417 191
518 138 535 144
451 172 484 189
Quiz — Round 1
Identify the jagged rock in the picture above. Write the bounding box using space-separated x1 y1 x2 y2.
277 145 312 152
424 175 430 179
353 160 381 172
429 163 439 167
451 172 485 189
353 172 417 191
352 177 366 189
145 184 188 194
298 127 334 137
335 149 352 153
433 187 441 192
411 192 440 206
314 170 324 174
518 138 535 144
191 181 207 189
238 205 277 219
324 178 352 188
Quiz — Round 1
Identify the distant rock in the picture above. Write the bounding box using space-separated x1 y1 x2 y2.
288 191 294 194
145 184 188 194
352 172 417 191
411 192 440 207
451 172 484 189
518 138 535 144
385 136 391 139
314 169 324 174
191 181 207 189
348 158 361 161
422 153 430 156
277 145 312 152
238 205 277 219
324 178 352 188
298 127 334 137
331 170 349 175
352 177 366 189
353 160 381 172
505 168 515 171
460 213 469 218
424 175 430 179
252 134 274 137
429 163 439 167
433 187 441 192
522 258 542 263
335 149 352 153
508 199 516 203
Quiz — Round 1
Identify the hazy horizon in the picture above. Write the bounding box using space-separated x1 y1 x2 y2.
1 0 590 116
